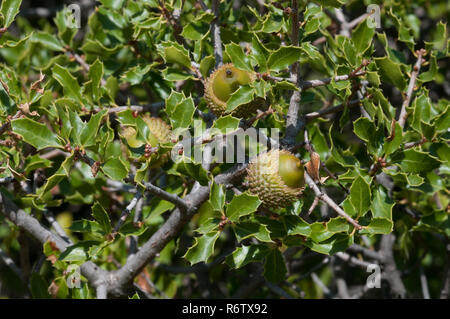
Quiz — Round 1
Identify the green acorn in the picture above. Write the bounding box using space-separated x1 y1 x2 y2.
204 63 266 118
245 149 305 208
120 116 172 167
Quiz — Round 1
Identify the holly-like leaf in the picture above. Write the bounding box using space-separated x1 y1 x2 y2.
166 91 195 129
226 192 261 222
209 182 225 212
349 176 371 216
184 231 220 265
226 244 270 269
263 248 287 283
52 64 83 102
225 85 254 113
267 46 302 72
92 202 112 234
0 0 22 27
391 149 441 173
102 158 129 181
11 118 63 150
374 57 406 90
224 43 252 72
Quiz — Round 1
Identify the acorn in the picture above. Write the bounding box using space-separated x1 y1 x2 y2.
142 115 172 144
121 116 172 167
245 149 305 209
204 63 266 118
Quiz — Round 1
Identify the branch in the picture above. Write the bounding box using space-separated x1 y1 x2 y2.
379 234 407 298
0 248 24 280
335 251 373 268
110 163 248 295
144 182 191 212
419 266 430 299
0 191 107 290
211 0 223 67
300 71 366 90
348 244 382 260
96 284 108 299
398 49 426 128
304 172 362 230
111 192 143 237
284 0 302 146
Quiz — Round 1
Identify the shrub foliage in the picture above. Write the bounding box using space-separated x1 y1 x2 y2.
0 0 448 299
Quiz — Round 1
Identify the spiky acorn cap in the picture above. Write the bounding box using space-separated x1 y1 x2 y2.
245 149 305 209
204 63 266 118
142 115 172 144
120 116 172 167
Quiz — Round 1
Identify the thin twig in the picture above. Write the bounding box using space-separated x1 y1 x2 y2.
96 284 108 299
420 266 431 299
398 49 426 128
304 172 362 229
211 0 223 67
144 182 191 212
112 192 143 236
0 248 24 280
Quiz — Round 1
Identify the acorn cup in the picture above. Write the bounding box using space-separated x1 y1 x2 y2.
245 149 305 209
204 63 266 118
120 116 172 168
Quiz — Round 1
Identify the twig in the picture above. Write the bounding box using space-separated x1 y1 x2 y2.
265 281 294 299
307 196 320 215
348 244 382 260
111 192 143 237
0 111 21 136
398 49 426 128
304 172 362 230
211 0 223 67
300 71 366 90
284 0 302 146
0 177 14 184
311 272 332 297
43 210 72 244
96 284 108 299
441 241 450 299
0 248 24 280
379 234 407 298
0 191 108 290
419 266 430 299
40 149 70 160
335 251 374 268
144 182 191 212
404 137 427 149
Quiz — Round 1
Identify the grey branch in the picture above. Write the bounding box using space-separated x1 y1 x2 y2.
112 192 143 235
0 191 108 292
379 234 407 298
0 248 24 280
96 284 108 299
335 251 374 268
211 0 223 67
398 49 426 128
144 182 191 212
109 163 248 295
304 99 362 120
348 244 382 261
419 267 430 299
304 172 362 230
284 0 302 146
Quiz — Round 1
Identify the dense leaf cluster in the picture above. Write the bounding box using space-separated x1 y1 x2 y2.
0 0 448 299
